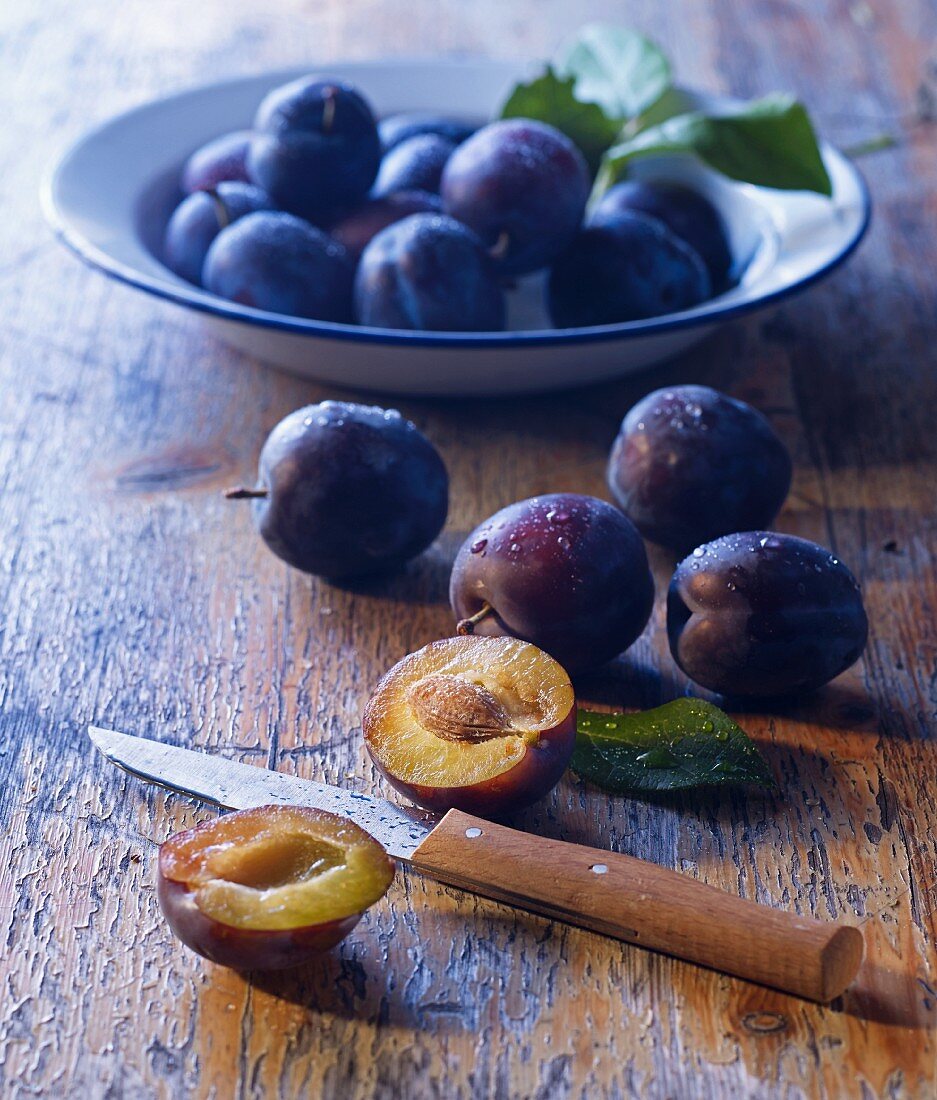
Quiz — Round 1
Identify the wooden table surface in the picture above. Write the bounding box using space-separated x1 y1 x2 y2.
2 1 936 1096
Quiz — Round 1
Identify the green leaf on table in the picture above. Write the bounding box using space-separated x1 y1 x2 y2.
558 24 672 121
571 698 776 794
595 93 833 196
500 65 623 173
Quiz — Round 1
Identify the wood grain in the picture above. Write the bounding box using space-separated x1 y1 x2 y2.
1 0 936 1097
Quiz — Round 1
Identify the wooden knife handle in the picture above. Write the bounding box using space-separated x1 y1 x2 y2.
410 809 863 1003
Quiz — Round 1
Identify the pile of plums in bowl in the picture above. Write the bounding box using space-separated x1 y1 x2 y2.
162 74 733 332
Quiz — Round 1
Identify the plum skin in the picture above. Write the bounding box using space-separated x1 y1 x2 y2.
248 77 381 224
667 531 869 697
548 211 711 327
441 119 590 275
607 385 792 553
163 182 272 286
329 191 442 260
181 131 254 193
379 112 476 152
249 401 449 578
157 876 363 970
367 705 576 817
354 213 505 332
203 211 353 321
372 134 456 197
449 494 655 673
591 180 733 288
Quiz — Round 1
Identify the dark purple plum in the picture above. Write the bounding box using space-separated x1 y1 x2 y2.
607 385 792 553
449 494 654 673
372 134 456 197
181 131 254 193
548 211 711 327
354 214 504 332
441 119 590 275
379 112 476 153
592 181 733 288
163 182 273 285
202 211 353 321
247 77 380 224
668 531 868 697
330 191 443 260
228 402 448 579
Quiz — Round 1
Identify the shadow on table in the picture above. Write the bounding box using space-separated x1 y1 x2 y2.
246 951 458 1030
327 529 464 606
840 956 936 1030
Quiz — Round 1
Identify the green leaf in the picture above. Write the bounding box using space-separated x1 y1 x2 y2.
571 699 776 794
500 65 622 174
596 94 833 196
558 24 672 121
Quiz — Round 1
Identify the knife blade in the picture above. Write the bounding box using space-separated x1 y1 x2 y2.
88 725 435 860
88 724 864 1002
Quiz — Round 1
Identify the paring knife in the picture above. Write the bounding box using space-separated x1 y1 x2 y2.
88 725 863 1002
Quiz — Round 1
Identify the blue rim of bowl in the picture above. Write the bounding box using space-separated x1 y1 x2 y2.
43 142 871 350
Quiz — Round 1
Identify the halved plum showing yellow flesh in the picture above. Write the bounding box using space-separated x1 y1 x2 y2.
157 805 394 970
363 635 576 816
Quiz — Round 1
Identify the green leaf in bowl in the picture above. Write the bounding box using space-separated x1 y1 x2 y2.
571 698 776 794
558 24 672 121
500 66 622 174
595 94 833 196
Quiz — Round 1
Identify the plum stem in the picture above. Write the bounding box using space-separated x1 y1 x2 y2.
457 602 493 635
488 231 511 262
225 486 269 500
206 188 231 230
322 88 337 134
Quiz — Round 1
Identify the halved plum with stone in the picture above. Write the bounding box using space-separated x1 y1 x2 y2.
181 131 254 193
450 494 654 673
591 180 733 288
163 182 273 286
668 531 869 697
607 385 792 553
157 805 395 970
248 77 381 224
227 401 448 578
548 211 711 327
441 119 590 275
364 635 576 815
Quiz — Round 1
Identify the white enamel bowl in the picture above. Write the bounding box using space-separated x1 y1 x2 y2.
44 59 870 396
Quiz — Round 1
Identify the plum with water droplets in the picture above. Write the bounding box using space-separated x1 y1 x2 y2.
372 134 456 197
548 211 711 328
591 180 733 289
181 131 254 193
441 119 590 275
163 182 273 286
203 212 354 321
607 385 792 553
379 112 476 153
227 401 448 578
330 191 443 261
247 77 381 224
354 214 504 332
668 531 868 697
449 494 654 673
